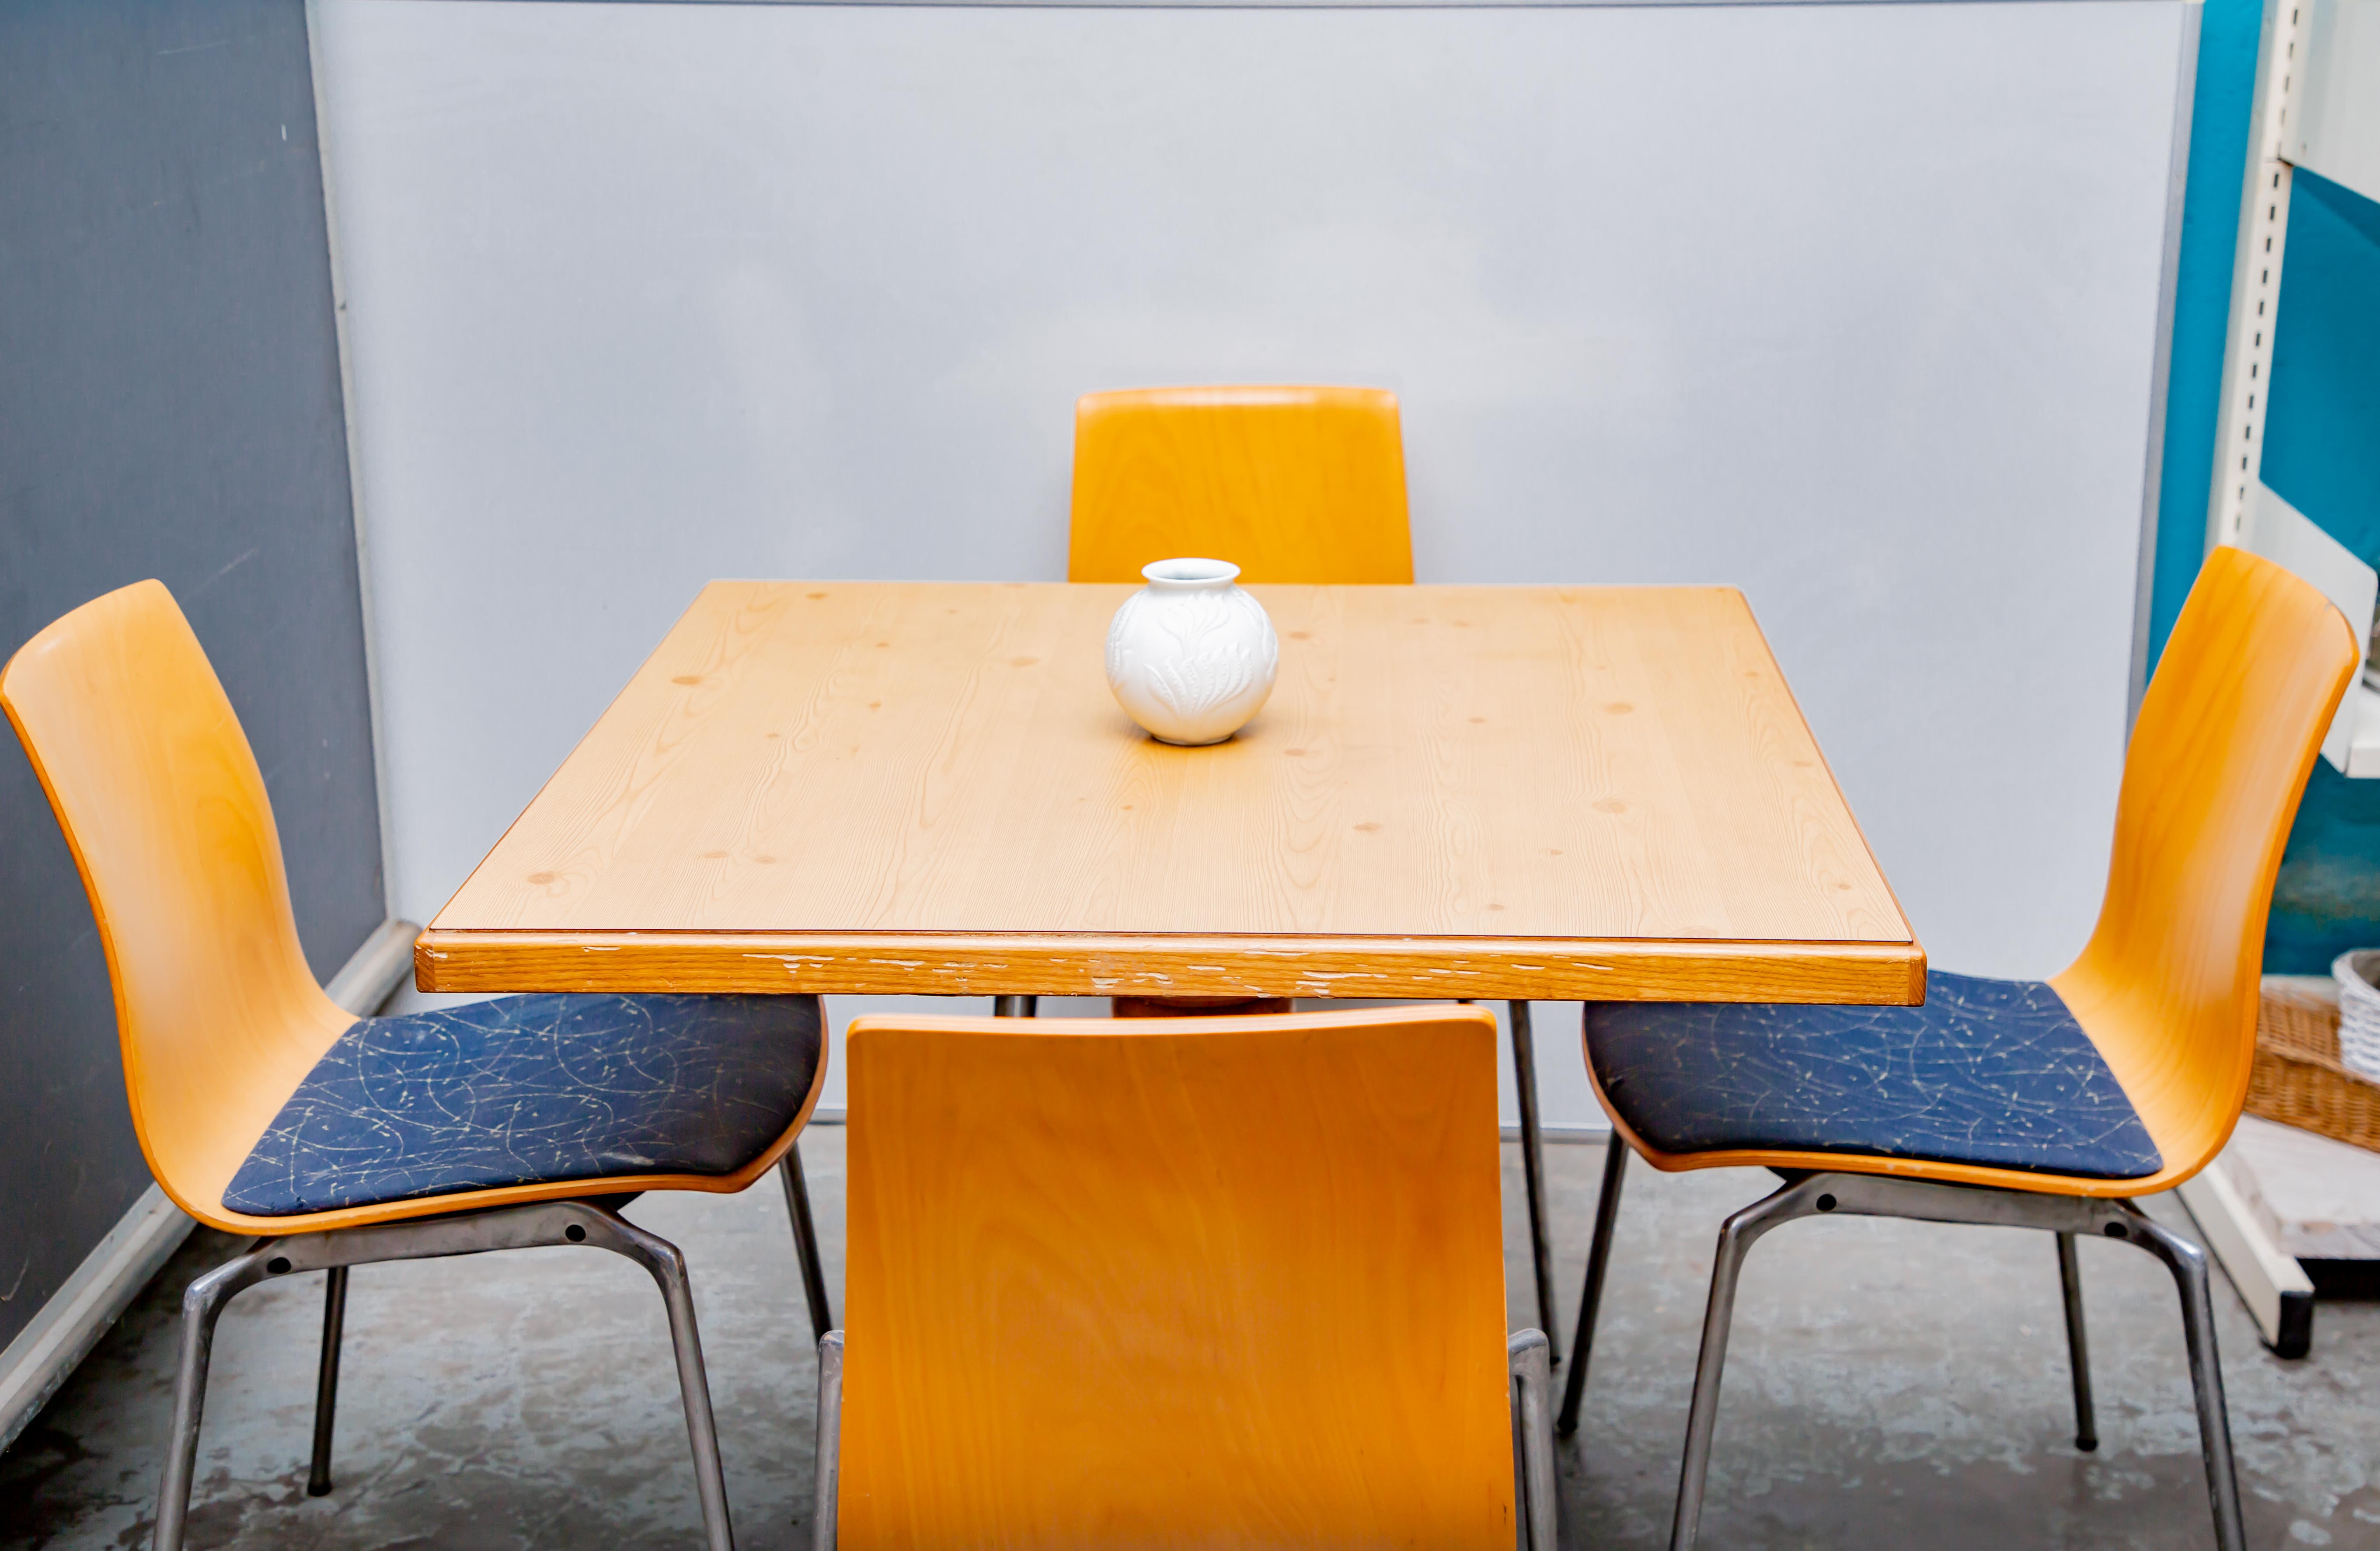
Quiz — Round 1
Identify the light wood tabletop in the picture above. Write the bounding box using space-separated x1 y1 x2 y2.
417 582 1922 1003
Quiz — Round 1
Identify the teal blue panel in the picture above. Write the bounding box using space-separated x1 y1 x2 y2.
2261 171 2380 557
2270 765 2380 970
2262 170 2380 972
2144 0 2266 673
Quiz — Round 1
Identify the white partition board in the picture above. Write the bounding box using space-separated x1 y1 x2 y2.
317 0 2188 1119
2297 0 2380 202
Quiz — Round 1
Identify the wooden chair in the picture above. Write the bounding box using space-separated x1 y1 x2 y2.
1059 383 1566 1361
1066 385 1413 586
811 1004 1557 1551
2 581 836 1551
1554 546 2359 1551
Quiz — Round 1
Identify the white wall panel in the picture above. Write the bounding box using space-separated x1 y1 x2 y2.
2296 0 2380 204
317 0 2187 1119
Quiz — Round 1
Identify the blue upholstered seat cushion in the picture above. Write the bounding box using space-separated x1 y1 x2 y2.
1584 972 2161 1180
224 993 822 1216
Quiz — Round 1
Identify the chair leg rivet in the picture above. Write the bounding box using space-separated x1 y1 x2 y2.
267 1257 292 1275
1815 1194 1836 1213
565 1224 587 1243
2104 1222 2127 1238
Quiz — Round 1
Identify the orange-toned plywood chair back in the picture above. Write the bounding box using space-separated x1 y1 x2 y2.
839 1004 1514 1549
2052 544 2358 1187
1068 386 1414 584
0 581 353 1224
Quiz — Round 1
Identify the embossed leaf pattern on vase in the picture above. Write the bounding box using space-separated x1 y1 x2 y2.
1105 560 1280 745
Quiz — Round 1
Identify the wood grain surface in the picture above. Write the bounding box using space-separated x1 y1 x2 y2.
2049 546 2359 1194
422 582 1919 1001
839 1005 1516 1548
1066 385 1414 584
415 931 1922 1003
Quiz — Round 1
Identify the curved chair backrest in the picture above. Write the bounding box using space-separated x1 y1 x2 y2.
2053 545 2357 1184
840 1004 1514 1549
1068 385 1414 584
0 581 352 1221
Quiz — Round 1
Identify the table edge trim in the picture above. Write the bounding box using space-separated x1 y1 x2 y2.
414 930 1927 1004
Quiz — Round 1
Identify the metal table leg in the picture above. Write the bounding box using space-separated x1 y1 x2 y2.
1509 1000 1561 1366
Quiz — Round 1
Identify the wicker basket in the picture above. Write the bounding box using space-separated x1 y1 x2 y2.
2247 982 2380 1154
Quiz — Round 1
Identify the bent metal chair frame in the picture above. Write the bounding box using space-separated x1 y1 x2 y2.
1554 546 2360 1551
1568 1152 2234 1550
162 1201 730 1550
1 581 836 1551
812 1006 1557 1551
1058 383 1568 1365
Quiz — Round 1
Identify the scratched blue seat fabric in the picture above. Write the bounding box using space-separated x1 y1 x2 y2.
1585 972 2161 1180
224 993 822 1216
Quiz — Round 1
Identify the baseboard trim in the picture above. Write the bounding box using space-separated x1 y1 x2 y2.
1507 1122 1615 1143
802 1107 1613 1142
0 917 420 1454
325 916 422 1018
0 1184 191 1455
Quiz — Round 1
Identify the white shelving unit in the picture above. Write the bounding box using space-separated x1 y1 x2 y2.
2185 0 2380 1358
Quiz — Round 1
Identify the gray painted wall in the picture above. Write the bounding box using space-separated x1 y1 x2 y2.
0 0 382 1355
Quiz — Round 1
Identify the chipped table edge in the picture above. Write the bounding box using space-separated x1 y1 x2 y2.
415 929 1926 1004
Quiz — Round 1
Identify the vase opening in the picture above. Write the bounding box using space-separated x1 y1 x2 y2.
1140 558 1241 589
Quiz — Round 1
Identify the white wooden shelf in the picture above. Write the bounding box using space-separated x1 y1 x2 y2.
2341 682 2380 777
2178 978 2380 1358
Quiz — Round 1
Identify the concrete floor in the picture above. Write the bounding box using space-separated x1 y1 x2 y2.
5 1133 2377 1550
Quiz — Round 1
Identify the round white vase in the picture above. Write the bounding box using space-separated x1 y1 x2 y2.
1104 558 1280 746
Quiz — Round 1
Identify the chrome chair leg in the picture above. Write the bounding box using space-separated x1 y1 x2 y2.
153 1200 735 1551
155 1241 281 1551
781 1149 835 1339
1669 1178 1812 1551
1557 1136 1631 1436
2056 1233 2098 1452
306 1266 349 1496
992 995 1038 1017
1508 1001 1561 1366
2126 1211 2247 1551
812 1331 844 1551
1509 1330 1559 1551
606 1216 738 1551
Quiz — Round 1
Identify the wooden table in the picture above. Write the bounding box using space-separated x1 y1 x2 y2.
417 582 1921 1004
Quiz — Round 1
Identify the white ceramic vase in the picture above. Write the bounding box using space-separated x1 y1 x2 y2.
1104 558 1279 746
